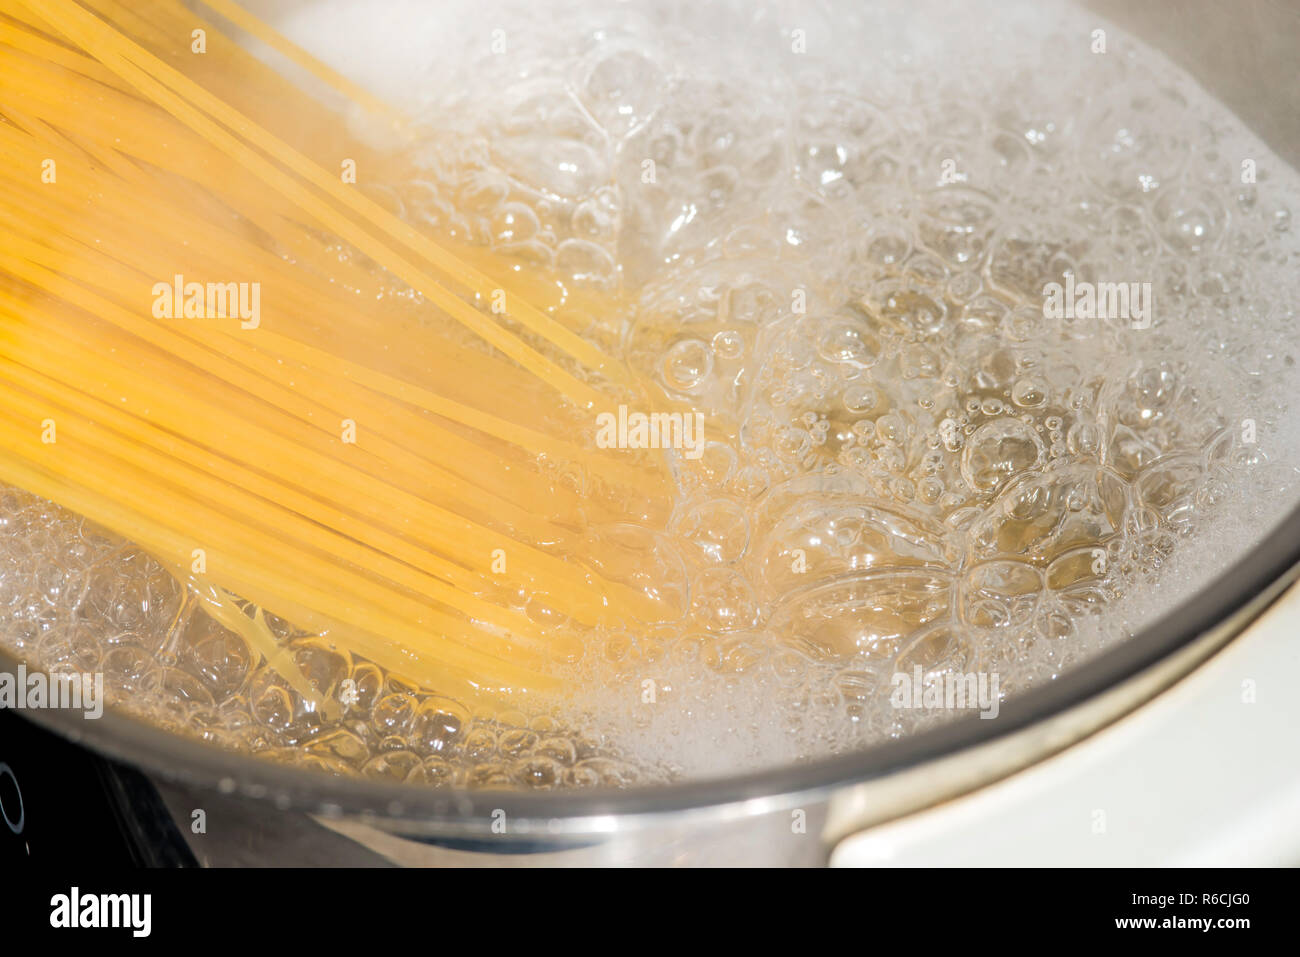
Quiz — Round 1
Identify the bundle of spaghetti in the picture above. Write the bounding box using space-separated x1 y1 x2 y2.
0 0 687 714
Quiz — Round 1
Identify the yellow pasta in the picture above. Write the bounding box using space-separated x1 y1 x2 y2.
0 0 675 714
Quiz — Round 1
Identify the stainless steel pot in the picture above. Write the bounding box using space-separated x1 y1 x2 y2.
4 0 1300 866
7 500 1300 865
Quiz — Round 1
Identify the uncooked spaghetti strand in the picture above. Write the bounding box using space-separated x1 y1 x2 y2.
0 371 553 661
0 157 668 506
0 304 623 625
0 125 588 455
0 443 555 705
0 410 557 686
0 345 565 639
197 0 407 129
0 206 594 540
114 0 627 384
23 0 615 405
0 45 663 494
0 13 126 87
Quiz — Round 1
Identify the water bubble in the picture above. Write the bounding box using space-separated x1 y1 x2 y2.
817 318 882 368
661 338 714 392
579 46 665 134
690 567 760 633
1011 376 1049 409
672 497 751 564
1153 187 1226 255
843 383 879 414
711 329 745 359
960 418 1047 492
490 202 541 243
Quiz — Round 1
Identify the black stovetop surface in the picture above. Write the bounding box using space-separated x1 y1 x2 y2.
0 709 194 866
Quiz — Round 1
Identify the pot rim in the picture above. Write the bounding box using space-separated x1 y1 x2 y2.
7 499 1300 823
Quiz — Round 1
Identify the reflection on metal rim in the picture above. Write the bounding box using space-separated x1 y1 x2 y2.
6 501 1300 831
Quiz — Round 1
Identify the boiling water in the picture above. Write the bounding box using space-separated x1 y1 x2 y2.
3 0 1300 787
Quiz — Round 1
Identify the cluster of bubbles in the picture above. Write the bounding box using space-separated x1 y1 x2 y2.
0 486 649 788
415 0 1300 777
4 0 1300 786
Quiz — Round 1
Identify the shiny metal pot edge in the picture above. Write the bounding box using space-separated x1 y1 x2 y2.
6 502 1300 848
